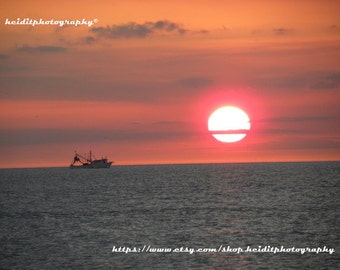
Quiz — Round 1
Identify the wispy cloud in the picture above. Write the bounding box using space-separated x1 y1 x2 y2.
16 45 67 53
83 36 96 44
252 72 340 91
311 73 340 89
265 115 340 123
0 66 27 72
91 20 187 39
273 28 291 35
329 24 340 32
0 54 10 59
0 127 193 146
176 77 214 89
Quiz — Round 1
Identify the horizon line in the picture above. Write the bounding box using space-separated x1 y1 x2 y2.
1 159 339 170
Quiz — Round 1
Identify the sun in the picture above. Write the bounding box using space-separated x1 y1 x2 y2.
208 106 251 143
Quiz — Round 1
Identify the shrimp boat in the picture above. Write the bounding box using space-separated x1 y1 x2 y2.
70 151 112 169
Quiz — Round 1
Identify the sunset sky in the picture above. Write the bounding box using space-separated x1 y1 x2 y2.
1 0 340 168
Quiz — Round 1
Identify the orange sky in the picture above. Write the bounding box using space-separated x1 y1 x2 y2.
1 0 340 168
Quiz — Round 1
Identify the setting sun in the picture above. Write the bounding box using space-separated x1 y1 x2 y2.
208 106 251 143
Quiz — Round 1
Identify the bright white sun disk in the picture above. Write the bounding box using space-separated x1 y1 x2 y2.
208 106 251 143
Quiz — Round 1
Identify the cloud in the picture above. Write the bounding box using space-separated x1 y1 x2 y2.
176 77 214 89
252 75 306 89
0 129 111 146
91 20 187 38
0 54 10 59
265 115 340 124
84 36 96 44
16 45 67 53
1 62 215 101
0 65 27 72
195 29 209 34
0 126 193 147
0 76 175 102
252 72 340 91
273 28 291 35
311 73 340 89
329 24 340 32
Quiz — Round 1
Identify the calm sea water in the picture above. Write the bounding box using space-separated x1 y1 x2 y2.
0 162 339 269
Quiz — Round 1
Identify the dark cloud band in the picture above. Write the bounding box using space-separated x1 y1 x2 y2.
91 20 187 39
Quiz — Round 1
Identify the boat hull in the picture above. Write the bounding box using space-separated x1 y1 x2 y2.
70 162 112 169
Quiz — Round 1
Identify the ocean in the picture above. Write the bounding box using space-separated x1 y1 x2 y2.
0 162 339 269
